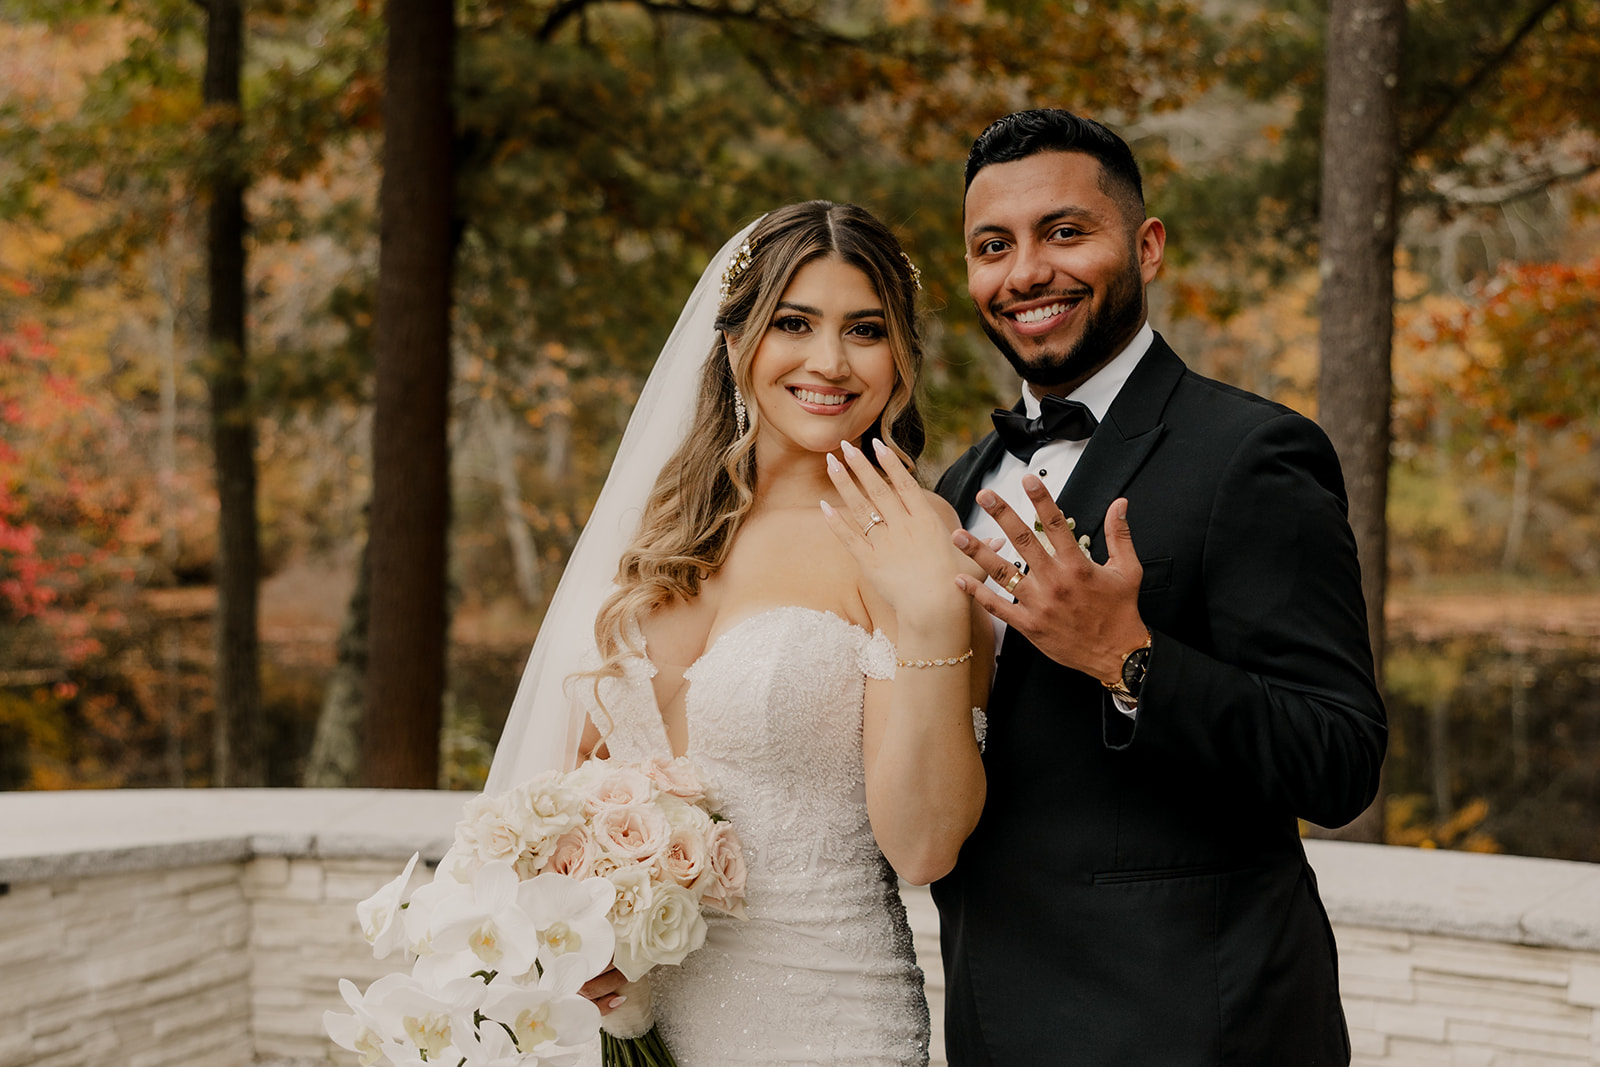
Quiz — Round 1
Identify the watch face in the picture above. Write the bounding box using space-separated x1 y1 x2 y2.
1122 646 1151 690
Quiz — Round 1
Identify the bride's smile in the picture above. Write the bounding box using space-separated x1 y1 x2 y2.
787 383 857 412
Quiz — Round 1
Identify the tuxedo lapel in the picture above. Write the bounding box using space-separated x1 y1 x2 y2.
937 428 1010 524
1056 335 1185 548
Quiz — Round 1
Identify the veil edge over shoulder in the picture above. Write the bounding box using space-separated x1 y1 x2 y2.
485 218 763 791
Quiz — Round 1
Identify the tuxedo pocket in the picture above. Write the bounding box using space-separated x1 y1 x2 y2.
1092 862 1226 886
1138 555 1173 592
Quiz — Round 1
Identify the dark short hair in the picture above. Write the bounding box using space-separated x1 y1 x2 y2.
964 108 1145 219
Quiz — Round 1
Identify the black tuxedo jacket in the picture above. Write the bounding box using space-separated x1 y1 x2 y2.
932 335 1386 1066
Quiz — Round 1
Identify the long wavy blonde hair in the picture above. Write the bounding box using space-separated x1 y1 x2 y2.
586 201 927 690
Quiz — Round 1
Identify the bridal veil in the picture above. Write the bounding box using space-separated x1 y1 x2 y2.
486 219 762 791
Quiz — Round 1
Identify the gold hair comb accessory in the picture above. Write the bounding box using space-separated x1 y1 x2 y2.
719 239 759 303
901 251 923 292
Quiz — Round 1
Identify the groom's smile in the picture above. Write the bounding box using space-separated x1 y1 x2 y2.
999 293 1088 336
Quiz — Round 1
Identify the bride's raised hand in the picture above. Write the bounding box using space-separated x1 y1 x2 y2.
821 438 977 620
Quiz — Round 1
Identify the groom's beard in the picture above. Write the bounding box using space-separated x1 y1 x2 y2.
978 253 1146 389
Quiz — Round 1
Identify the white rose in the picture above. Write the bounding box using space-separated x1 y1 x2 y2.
607 864 655 947
454 792 525 866
637 884 707 968
655 794 713 836
512 776 584 846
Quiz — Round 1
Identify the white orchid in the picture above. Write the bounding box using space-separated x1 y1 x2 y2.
392 975 485 1060
424 860 545 979
323 975 411 1067
324 970 482 1066
480 981 602 1064
356 852 420 960
451 1020 527 1067
518 872 617 994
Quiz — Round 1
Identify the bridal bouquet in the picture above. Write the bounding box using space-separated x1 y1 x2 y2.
326 756 747 1067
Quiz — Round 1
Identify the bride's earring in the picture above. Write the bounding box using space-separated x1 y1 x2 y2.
734 386 748 437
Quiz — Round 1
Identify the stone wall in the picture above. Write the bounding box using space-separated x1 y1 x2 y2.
1338 925 1600 1064
1 791 1596 1066
0 863 252 1067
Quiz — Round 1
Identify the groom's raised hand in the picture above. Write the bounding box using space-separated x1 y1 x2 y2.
952 475 1147 685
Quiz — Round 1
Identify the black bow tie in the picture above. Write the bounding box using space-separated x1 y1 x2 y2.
990 395 1099 463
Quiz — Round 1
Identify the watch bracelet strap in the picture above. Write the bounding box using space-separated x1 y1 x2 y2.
1102 630 1153 699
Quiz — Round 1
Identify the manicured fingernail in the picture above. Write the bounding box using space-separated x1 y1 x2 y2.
820 500 835 516
608 996 627 1008
954 575 969 592
840 439 858 455
872 437 888 453
1022 474 1043 492
826 453 843 473
976 490 997 509
953 531 971 549
987 537 1006 551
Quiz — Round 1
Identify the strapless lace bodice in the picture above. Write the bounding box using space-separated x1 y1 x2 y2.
588 606 929 1066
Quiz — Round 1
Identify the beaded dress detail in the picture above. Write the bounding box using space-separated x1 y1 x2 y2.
588 605 929 1066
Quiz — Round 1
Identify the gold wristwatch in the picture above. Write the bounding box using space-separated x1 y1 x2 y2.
1103 631 1153 702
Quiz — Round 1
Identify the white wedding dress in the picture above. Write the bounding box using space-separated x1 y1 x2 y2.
583 605 931 1066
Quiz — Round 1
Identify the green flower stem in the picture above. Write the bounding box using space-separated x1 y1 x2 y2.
601 1025 678 1067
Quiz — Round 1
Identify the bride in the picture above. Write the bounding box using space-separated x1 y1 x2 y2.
486 201 991 1065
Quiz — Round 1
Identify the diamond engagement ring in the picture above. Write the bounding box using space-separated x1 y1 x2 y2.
863 512 886 536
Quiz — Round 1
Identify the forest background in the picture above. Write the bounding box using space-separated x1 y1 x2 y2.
2 0 1598 862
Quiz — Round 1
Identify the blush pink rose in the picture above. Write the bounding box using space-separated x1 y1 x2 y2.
586 766 656 813
592 803 672 865
544 826 597 880
659 825 708 888
699 822 748 918
639 756 709 805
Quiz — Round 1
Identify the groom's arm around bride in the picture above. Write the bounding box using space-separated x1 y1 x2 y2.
931 108 1386 1066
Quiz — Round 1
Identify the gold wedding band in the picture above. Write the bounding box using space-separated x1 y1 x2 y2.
863 512 886 536
1003 569 1024 595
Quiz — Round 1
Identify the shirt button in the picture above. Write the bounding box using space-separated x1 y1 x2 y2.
1038 469 1047 476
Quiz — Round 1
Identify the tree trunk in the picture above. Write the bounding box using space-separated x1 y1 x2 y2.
1428 692 1450 820
154 240 186 787
1502 417 1531 571
1312 0 1404 842
362 0 457 788
304 539 371 787
486 398 543 608
1509 643 1531 784
204 0 264 788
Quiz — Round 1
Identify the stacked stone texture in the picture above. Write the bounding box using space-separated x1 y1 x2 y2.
1 791 1596 1066
1340 926 1600 1065
0 865 253 1067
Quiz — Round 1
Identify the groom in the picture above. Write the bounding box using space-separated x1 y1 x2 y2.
933 108 1387 1064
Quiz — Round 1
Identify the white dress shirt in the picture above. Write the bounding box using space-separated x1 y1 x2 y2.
966 322 1154 709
